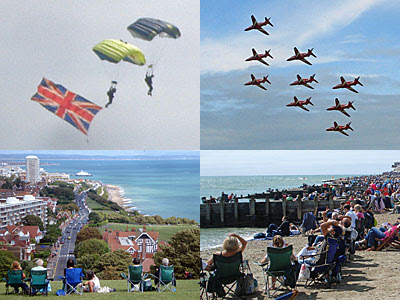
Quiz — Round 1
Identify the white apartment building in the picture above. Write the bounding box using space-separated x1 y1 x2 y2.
0 195 47 229
26 155 40 184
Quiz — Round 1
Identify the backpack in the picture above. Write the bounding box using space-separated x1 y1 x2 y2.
236 273 257 295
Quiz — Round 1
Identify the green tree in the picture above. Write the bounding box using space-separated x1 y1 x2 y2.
94 249 132 279
76 227 102 245
41 225 61 244
74 239 109 258
22 215 44 231
88 212 103 224
0 251 18 278
152 228 200 279
76 254 101 271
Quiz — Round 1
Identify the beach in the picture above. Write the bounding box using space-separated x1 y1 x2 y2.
105 184 131 211
201 213 400 299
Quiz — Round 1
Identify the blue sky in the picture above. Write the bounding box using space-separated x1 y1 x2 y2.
201 0 400 149
201 150 400 176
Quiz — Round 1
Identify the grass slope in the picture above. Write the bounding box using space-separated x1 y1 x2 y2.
1 279 198 300
99 223 198 242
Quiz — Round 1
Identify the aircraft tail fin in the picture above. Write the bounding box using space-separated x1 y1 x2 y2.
308 48 317 58
347 122 353 131
263 76 271 84
310 74 318 83
349 101 356 110
355 76 363 86
266 17 273 26
307 98 314 106
265 49 273 59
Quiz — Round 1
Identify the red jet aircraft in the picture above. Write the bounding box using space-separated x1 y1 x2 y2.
326 98 356 117
245 48 273 66
286 96 314 112
290 74 318 89
244 15 273 35
286 47 316 65
326 121 354 136
244 74 271 90
332 76 363 93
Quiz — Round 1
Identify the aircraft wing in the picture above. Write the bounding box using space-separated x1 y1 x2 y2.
257 28 269 35
252 48 257 56
251 15 257 24
346 86 358 93
256 84 267 90
335 98 340 106
300 57 312 65
339 130 349 136
259 59 269 66
303 82 314 89
340 110 351 118
299 105 309 112
294 47 300 56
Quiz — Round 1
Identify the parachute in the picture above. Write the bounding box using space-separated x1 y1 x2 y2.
92 39 146 66
127 18 181 41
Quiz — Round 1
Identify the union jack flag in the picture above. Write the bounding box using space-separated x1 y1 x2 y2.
31 78 103 135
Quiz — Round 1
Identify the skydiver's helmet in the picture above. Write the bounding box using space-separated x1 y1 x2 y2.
111 81 118 89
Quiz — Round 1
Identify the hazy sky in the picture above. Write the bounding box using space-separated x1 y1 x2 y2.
201 0 400 149
1 0 199 150
201 150 400 176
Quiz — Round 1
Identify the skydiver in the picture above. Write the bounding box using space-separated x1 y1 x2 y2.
145 65 154 96
105 81 117 108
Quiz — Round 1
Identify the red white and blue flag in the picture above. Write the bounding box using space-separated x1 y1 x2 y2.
31 78 102 135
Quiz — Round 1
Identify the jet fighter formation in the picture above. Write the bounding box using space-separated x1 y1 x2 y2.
286 96 314 112
327 98 356 117
244 74 271 90
245 48 273 66
243 14 364 138
290 74 318 89
326 122 354 136
332 76 363 93
286 47 317 65
244 15 273 35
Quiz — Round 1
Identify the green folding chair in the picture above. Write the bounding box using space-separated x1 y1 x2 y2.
29 269 50 296
211 251 245 299
2 270 28 295
259 245 294 298
121 265 145 292
157 265 176 292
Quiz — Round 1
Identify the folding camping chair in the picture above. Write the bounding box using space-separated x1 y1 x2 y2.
303 237 343 288
58 268 84 295
121 265 145 292
156 265 176 292
200 259 209 300
258 245 294 298
3 270 28 295
376 225 400 251
208 251 249 299
29 269 50 296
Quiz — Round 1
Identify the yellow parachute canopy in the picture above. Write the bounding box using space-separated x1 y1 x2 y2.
92 39 146 66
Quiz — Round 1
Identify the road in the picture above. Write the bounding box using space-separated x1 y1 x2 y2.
53 191 90 280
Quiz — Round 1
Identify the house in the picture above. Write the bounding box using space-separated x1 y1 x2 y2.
102 225 160 271
0 225 43 260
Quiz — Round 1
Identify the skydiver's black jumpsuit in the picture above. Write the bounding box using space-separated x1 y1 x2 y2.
145 74 154 96
105 87 116 108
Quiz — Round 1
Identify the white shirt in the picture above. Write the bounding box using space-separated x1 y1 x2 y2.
345 210 357 228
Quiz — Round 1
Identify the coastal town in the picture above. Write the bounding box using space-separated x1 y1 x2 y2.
0 155 199 298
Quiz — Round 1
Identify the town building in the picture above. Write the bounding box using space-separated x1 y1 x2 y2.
0 195 47 230
26 155 40 184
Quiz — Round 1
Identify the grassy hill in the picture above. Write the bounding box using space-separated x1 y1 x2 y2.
1 279 198 299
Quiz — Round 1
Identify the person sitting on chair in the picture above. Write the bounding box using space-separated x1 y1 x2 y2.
9 261 30 294
154 258 176 286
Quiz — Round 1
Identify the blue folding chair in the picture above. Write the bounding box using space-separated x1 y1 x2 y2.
58 268 84 295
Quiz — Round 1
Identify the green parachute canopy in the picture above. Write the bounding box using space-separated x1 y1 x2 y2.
92 39 146 66
127 18 181 41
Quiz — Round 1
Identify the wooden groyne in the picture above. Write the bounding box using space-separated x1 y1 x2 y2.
200 196 343 228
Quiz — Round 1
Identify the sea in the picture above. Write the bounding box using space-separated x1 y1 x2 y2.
40 159 199 221
200 174 355 250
